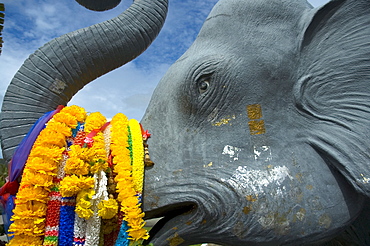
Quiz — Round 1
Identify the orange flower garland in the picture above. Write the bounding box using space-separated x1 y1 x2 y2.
126 119 148 240
7 105 86 246
5 106 150 245
111 114 149 242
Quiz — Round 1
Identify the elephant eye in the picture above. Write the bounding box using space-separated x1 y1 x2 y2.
198 77 210 94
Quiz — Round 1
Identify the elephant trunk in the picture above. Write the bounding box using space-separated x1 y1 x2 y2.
0 0 168 161
75 0 122 11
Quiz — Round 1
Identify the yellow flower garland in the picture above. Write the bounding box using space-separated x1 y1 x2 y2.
89 131 109 174
75 188 95 220
110 113 131 202
110 114 149 242
60 112 109 220
129 119 145 194
84 112 107 133
59 175 95 197
7 106 150 245
7 105 87 246
62 112 108 177
64 145 90 176
126 119 148 241
98 196 118 219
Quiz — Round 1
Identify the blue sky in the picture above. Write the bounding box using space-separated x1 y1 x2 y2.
0 0 329 121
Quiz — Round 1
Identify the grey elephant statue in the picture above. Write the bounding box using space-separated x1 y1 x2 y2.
1 0 370 245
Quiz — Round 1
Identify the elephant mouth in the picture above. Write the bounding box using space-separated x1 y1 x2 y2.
143 201 198 243
141 171 238 244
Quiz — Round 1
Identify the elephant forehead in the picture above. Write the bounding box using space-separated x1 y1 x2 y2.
209 0 312 21
208 0 310 22
194 0 309 65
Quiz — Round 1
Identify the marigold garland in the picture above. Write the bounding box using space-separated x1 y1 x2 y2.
4 106 151 246
43 152 69 246
75 188 95 220
126 119 148 241
111 115 149 243
60 175 95 197
98 196 118 219
129 119 145 194
7 105 87 246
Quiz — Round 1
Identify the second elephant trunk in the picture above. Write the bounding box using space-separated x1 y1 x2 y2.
0 0 168 161
75 0 122 11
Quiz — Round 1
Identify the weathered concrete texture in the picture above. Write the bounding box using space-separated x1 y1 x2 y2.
141 0 370 245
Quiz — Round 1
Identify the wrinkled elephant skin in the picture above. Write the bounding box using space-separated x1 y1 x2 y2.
141 0 370 245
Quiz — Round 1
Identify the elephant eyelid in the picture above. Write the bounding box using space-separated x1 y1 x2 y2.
197 74 212 94
187 56 222 96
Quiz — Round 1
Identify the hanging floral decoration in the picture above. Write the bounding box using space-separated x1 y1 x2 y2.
1 105 153 246
111 115 149 245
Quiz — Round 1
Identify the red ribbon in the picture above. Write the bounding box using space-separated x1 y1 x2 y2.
0 180 19 196
84 122 111 147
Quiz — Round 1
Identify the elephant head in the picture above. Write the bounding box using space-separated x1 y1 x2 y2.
142 0 370 244
1 0 370 245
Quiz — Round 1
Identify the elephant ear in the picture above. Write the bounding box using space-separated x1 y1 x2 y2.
294 0 370 197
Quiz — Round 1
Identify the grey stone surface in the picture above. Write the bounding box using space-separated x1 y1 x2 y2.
142 0 370 245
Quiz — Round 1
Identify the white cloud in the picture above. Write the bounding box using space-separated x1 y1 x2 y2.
309 0 329 7
68 62 171 120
